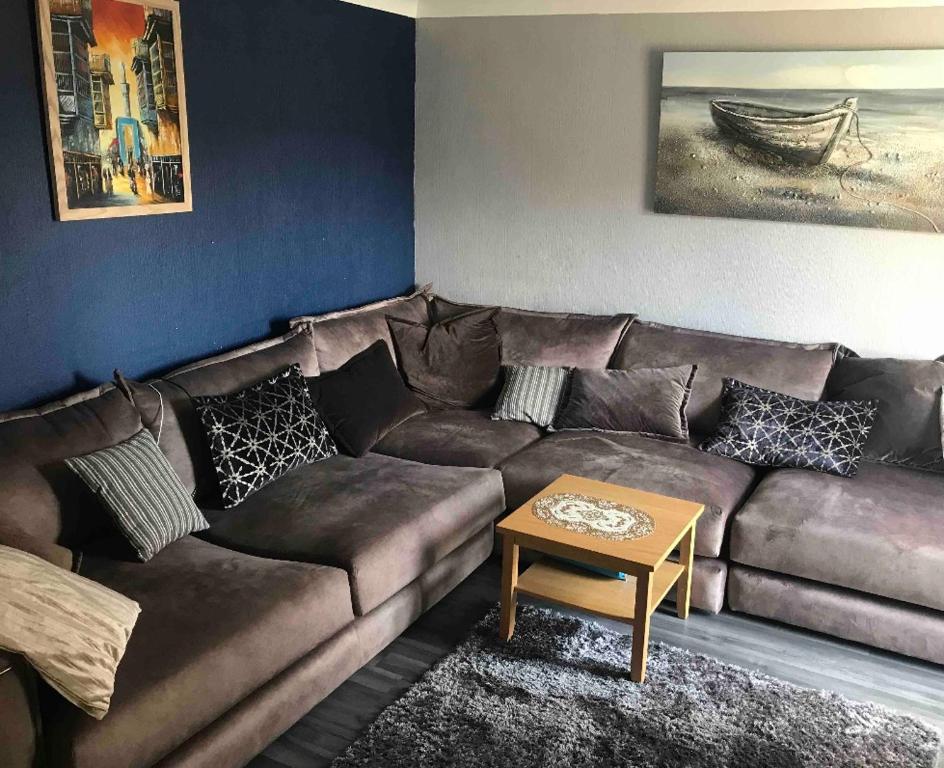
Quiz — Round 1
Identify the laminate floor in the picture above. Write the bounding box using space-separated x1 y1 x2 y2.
249 558 944 768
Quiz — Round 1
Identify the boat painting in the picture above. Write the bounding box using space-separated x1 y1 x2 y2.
709 97 858 166
655 50 944 234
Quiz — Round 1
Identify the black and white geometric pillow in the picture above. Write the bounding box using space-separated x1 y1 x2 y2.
699 378 878 478
194 364 337 508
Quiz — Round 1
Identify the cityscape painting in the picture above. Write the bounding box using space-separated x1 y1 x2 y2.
36 0 191 220
655 50 944 234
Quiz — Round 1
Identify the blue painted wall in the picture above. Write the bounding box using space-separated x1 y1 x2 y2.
0 0 415 411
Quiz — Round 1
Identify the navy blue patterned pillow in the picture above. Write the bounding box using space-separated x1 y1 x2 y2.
700 379 878 478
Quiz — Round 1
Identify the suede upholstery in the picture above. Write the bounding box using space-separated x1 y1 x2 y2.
729 566 944 666
153 525 492 768
42 536 354 768
199 453 505 615
555 365 696 440
388 310 502 409
0 385 146 570
612 321 840 434
373 409 542 468
730 463 944 611
826 357 944 473
293 291 430 373
0 651 40 768
498 431 757 558
118 327 320 504
495 307 634 368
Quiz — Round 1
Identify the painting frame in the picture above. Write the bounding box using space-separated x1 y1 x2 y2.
35 0 193 221
654 49 944 235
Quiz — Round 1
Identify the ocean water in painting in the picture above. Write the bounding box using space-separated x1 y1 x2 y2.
656 87 944 233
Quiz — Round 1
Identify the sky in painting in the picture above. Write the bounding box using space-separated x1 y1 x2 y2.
89 0 147 147
663 49 944 90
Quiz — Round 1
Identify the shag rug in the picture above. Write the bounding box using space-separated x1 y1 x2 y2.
332 606 942 768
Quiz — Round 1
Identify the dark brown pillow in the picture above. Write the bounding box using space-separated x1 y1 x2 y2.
307 341 425 457
555 365 697 440
826 357 944 473
387 309 501 409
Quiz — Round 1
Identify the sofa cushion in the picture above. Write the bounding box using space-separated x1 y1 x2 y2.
291 287 431 373
66 430 210 561
612 321 841 435
498 431 757 558
199 453 505 615
492 365 571 430
495 307 634 368
373 409 542 468
700 379 877 478
307 340 425 457
117 326 320 504
730 462 944 612
388 309 502 409
555 365 696 440
194 364 337 508
826 357 944 473
0 385 145 570
42 536 354 768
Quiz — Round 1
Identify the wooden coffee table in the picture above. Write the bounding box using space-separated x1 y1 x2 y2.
495 474 703 683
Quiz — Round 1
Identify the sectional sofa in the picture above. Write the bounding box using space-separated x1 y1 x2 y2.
2 285 942 768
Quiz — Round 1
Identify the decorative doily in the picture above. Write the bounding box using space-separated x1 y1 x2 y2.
531 493 655 541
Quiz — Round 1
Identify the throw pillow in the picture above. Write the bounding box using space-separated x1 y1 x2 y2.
193 364 337 508
826 357 944 473
66 429 209 562
387 309 502 409
555 365 697 441
0 544 140 720
492 365 571 429
700 379 878 477
307 340 425 457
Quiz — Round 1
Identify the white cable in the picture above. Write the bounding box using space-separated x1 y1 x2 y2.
146 383 165 444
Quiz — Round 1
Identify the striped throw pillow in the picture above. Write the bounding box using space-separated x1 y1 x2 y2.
66 430 209 562
492 365 570 429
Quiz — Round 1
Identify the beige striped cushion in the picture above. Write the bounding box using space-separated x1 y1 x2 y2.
0 545 140 719
66 429 209 561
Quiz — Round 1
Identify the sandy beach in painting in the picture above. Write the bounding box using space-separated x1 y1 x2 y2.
656 87 944 233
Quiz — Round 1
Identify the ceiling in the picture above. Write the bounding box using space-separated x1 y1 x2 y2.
342 0 944 18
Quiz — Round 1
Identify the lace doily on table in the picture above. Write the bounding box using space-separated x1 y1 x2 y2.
532 493 655 541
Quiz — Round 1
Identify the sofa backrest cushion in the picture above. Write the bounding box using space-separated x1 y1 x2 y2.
429 295 488 323
612 321 841 435
495 308 635 368
826 357 944 473
0 385 145 569
118 327 319 503
290 286 431 373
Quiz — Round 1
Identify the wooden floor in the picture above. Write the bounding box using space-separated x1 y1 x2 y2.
249 558 944 768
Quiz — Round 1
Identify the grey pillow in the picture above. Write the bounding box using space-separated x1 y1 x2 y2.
826 357 944 473
492 365 571 429
66 430 209 562
555 365 697 440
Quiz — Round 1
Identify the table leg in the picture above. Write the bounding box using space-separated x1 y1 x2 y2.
630 570 653 683
499 536 519 641
676 523 695 620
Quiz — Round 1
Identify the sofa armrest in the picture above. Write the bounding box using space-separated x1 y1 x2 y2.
0 651 43 767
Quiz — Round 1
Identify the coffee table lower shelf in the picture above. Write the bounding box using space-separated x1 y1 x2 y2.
516 558 685 623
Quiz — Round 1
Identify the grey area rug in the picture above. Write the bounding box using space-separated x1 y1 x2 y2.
332 605 942 768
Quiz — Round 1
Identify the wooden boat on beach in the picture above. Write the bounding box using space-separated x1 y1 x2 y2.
709 97 858 165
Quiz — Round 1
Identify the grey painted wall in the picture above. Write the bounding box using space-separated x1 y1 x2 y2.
415 9 944 357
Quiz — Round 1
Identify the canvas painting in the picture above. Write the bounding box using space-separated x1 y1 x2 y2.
655 50 944 234
36 0 191 220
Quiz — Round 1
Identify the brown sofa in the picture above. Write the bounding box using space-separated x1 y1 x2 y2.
3 286 942 767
